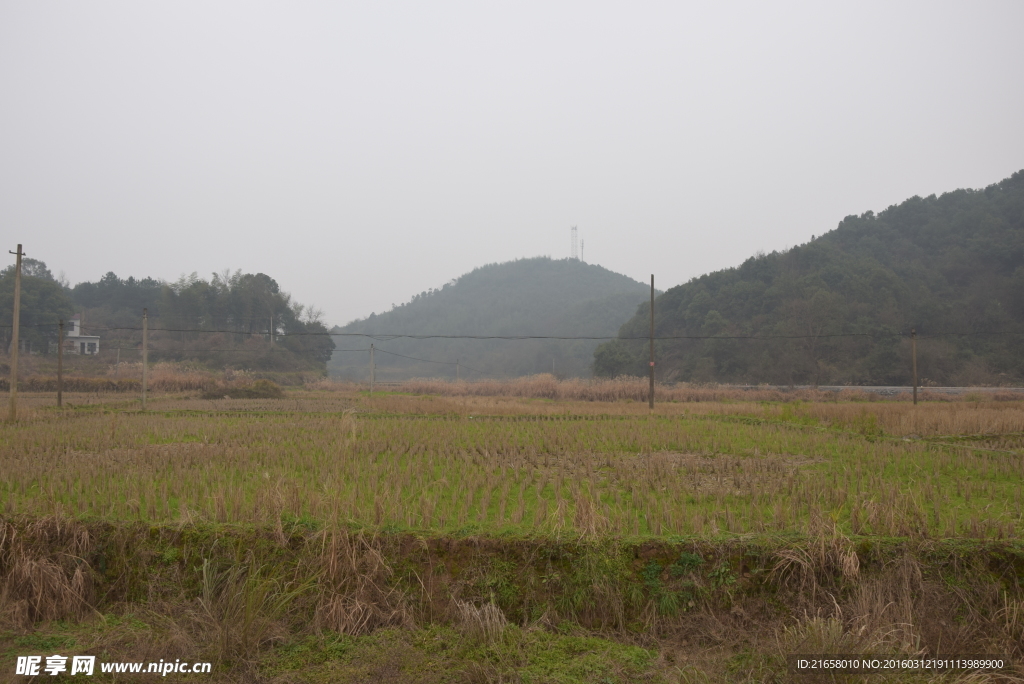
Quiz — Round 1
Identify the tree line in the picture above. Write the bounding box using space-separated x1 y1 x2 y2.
1 265 334 372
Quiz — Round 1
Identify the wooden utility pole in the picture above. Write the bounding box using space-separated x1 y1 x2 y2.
911 328 918 406
7 244 23 422
57 320 64 407
369 343 375 396
649 274 655 410
142 308 148 410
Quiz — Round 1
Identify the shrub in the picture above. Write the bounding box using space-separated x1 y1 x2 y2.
202 379 284 400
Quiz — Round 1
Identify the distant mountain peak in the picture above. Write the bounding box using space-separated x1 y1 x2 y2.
329 256 651 379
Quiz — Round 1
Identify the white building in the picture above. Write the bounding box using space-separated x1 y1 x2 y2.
65 313 100 355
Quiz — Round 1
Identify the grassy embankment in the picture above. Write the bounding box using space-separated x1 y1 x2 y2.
2 384 1024 682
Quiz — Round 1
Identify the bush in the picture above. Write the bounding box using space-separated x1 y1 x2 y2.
202 379 284 400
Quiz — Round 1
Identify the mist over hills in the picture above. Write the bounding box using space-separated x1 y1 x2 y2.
595 170 1024 386
328 257 651 380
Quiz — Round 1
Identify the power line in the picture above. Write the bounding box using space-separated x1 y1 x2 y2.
6 333 480 373
4 323 1024 341
373 347 486 375
37 326 1024 341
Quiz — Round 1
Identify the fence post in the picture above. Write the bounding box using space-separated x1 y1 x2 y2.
911 328 917 406
7 244 23 422
649 274 655 410
57 320 64 407
142 308 148 410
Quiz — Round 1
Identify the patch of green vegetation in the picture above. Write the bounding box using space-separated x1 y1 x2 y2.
202 379 285 400
851 410 883 439
777 401 820 427
265 633 355 671
670 552 705 576
160 546 182 564
261 625 662 684
12 634 77 650
708 564 738 590
480 558 520 606
147 432 205 445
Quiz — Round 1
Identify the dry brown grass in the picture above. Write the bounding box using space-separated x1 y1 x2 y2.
310 374 1024 403
771 519 859 602
305 376 1024 437
3 517 1024 681
0 515 94 629
311 530 413 636
12 498 1024 680
454 599 508 644
1 365 213 393
192 556 309 666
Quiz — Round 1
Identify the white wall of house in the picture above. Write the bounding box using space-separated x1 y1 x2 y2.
64 335 100 354
64 316 99 353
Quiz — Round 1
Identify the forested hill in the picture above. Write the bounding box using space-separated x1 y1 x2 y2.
594 170 1024 386
329 257 652 380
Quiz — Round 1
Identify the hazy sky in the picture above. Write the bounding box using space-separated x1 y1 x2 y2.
3 2 1022 326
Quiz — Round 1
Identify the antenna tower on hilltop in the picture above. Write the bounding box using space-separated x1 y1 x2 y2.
570 225 578 260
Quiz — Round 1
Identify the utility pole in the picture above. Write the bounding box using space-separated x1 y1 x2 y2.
649 274 655 410
456 358 460 382
911 328 918 406
7 244 23 422
369 343 375 396
142 308 148 410
57 320 64 408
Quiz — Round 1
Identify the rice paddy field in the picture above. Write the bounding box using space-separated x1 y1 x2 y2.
3 383 1024 682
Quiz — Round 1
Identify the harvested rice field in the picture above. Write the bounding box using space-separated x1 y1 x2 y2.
2 385 1024 682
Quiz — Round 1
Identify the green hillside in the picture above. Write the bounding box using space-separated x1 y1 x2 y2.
329 257 652 380
594 170 1024 386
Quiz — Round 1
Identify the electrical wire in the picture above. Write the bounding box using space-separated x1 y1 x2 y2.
372 347 486 375
6 323 1023 341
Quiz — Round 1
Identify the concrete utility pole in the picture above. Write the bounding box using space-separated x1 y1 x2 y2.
456 358 460 382
7 244 23 422
369 343 375 396
142 308 148 410
911 328 918 406
649 274 655 410
57 320 64 408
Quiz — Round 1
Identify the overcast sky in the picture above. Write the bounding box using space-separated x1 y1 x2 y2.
2 2 1022 326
